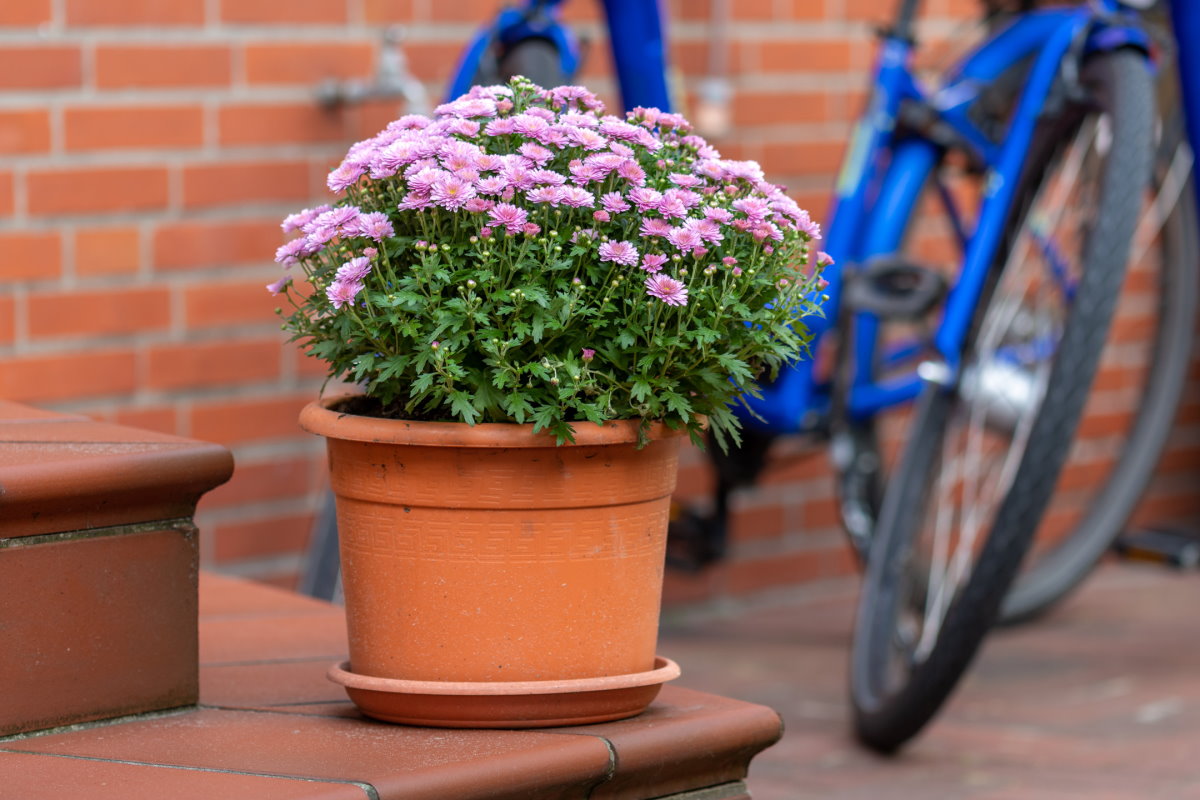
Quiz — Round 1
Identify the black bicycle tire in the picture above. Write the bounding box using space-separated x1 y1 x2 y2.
1000 163 1198 623
850 49 1155 753
499 39 566 88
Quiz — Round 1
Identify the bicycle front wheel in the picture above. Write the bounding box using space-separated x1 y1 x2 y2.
850 50 1156 753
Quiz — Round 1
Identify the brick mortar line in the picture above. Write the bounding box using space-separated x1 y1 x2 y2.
198 494 324 527
0 326 290 358
0 144 350 169
0 518 197 549
0 24 479 43
207 551 308 577
0 80 868 112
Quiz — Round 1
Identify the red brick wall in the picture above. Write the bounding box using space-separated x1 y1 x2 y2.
2 0 1196 601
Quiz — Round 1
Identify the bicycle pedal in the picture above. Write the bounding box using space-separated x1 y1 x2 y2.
1112 528 1200 570
844 257 947 321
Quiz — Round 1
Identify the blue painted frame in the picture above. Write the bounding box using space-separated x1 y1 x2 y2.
740 1 1157 429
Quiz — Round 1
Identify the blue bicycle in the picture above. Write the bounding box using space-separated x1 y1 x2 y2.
447 0 1199 751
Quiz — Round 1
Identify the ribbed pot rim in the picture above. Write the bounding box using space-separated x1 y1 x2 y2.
299 393 688 448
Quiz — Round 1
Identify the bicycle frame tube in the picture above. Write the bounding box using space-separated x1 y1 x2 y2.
599 0 672 112
734 33 923 432
1169 0 1200 212
928 9 1098 370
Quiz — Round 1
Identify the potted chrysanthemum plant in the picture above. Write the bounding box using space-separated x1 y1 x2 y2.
270 77 823 728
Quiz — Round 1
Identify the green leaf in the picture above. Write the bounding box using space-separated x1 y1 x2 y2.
663 390 691 422
449 391 479 425
501 391 533 423
630 378 652 403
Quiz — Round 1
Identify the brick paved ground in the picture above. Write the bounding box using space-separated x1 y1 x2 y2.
659 562 1200 799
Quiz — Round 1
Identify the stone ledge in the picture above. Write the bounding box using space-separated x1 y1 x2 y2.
0 400 234 538
0 401 233 735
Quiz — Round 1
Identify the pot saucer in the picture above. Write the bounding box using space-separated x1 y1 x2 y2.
328 656 681 728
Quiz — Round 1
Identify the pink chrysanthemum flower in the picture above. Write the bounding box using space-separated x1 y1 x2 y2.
616 160 646 186
501 161 536 191
537 126 569 148
599 119 641 141
326 279 363 310
387 114 431 131
640 218 673 238
266 275 292 294
732 196 772 223
430 175 476 210
519 143 554 166
567 127 607 151
484 118 517 136
442 118 480 137
435 97 497 118
645 273 688 306
463 197 495 213
598 240 639 266
551 85 602 111
569 161 605 185
600 192 630 214
529 168 567 186
752 222 783 242
581 347 595 362
560 186 595 208
476 176 507 195
703 206 734 223
475 153 505 172
522 222 542 236
686 217 724 245
593 209 610 222
560 112 599 128
526 186 564 206
667 226 703 253
669 173 704 189
630 105 661 126
656 195 688 219
407 167 446 194
609 142 634 158
441 141 482 172
306 206 359 234
305 225 338 248
336 256 372 283
327 162 365 193
345 211 395 241
511 114 551 138
628 188 663 213
275 238 308 266
281 205 328 233
398 191 432 211
487 202 528 234
641 253 668 273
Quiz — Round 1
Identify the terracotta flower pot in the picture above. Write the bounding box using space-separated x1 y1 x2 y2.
299 395 685 727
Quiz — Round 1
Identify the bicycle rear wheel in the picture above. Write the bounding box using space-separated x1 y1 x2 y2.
999 121 1198 623
850 49 1155 753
